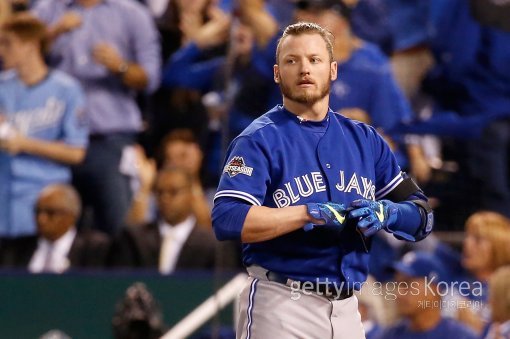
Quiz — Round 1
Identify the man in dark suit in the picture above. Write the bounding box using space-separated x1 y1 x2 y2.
0 184 110 272
110 167 236 272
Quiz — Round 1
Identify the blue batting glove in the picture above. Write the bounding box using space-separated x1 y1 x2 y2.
304 202 349 232
348 199 398 237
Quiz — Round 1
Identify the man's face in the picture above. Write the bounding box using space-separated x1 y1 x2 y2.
462 229 493 273
155 171 193 225
35 192 76 241
395 273 437 317
163 140 202 177
0 32 30 70
274 33 337 105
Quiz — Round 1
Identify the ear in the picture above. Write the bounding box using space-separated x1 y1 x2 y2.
330 61 338 81
273 64 280 83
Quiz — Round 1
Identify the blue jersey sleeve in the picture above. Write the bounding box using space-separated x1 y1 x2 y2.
369 127 404 199
214 134 271 206
162 43 224 92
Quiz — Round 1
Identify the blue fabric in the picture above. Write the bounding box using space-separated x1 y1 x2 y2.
161 40 281 139
32 0 161 134
0 70 88 237
211 197 252 241
351 0 393 54
213 105 424 285
385 0 431 51
378 318 477 339
330 42 412 134
72 134 135 235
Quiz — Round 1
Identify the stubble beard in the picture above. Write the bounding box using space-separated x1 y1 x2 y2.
279 78 331 105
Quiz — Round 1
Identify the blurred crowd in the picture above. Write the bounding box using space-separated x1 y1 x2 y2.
0 0 510 337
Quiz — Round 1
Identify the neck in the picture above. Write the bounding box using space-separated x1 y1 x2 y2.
409 305 441 331
164 215 191 227
78 0 101 7
473 268 492 282
283 97 330 121
18 56 49 86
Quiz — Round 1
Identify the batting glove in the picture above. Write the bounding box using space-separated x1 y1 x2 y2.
348 199 398 237
304 202 349 232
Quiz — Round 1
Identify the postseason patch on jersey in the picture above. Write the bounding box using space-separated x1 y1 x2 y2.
223 156 253 178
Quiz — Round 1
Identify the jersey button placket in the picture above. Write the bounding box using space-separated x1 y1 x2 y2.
326 163 331 169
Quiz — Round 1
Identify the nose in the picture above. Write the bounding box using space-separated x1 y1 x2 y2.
299 59 311 75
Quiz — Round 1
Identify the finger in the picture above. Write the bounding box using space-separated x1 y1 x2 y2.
303 223 315 232
363 225 380 237
348 207 371 218
357 216 375 228
350 199 370 208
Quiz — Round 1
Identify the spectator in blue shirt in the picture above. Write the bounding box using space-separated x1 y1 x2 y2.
377 251 477 339
32 0 161 235
0 13 88 238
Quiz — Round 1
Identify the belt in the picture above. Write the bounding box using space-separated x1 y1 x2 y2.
89 132 136 141
266 272 353 300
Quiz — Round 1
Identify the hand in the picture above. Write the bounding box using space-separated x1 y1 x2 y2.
92 43 125 73
54 12 82 34
339 108 371 124
133 145 156 193
304 202 349 232
189 6 231 49
348 199 398 237
0 127 25 155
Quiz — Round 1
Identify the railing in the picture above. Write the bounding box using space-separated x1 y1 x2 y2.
161 273 248 339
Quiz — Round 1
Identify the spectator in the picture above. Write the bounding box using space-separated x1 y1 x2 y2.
0 184 110 273
125 129 212 228
459 211 510 332
293 0 431 183
483 266 510 339
0 13 87 238
110 167 237 272
377 251 477 339
32 0 161 235
430 211 510 334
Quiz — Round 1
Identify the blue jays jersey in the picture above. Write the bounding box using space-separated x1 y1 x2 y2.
0 70 88 237
214 105 405 285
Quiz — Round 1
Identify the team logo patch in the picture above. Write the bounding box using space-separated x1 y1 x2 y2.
224 156 253 178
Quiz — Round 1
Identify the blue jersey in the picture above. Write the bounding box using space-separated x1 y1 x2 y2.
0 70 88 237
377 318 477 339
330 42 412 133
214 105 405 285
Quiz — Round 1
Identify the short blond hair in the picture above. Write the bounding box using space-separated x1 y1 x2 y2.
275 21 334 64
489 266 510 322
465 211 510 270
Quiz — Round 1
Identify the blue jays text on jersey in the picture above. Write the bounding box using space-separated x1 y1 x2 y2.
213 105 407 285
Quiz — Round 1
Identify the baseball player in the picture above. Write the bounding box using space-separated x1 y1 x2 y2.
212 22 433 338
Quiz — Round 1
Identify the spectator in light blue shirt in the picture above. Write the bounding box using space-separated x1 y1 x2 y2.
0 14 88 238
32 0 161 234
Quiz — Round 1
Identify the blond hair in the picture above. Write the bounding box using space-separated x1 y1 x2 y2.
275 21 334 64
465 211 510 270
489 266 510 322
